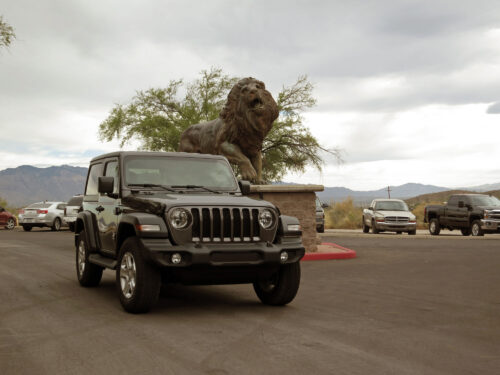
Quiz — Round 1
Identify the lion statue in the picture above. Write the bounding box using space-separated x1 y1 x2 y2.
178 77 279 183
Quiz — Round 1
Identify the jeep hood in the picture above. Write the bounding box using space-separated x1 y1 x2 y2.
123 193 275 210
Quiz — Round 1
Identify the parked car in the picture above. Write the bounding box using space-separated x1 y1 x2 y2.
18 201 67 231
315 196 325 233
424 194 500 236
363 198 417 235
0 206 16 230
64 195 83 232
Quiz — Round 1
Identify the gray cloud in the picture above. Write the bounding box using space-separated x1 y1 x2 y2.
2 0 500 187
486 101 500 114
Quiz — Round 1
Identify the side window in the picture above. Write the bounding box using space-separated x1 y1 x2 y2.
57 204 66 210
448 196 458 206
104 160 119 194
85 163 104 197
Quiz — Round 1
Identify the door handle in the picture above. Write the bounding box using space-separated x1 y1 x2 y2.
96 205 105 213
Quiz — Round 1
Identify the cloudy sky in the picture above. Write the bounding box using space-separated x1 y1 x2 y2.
1 0 500 190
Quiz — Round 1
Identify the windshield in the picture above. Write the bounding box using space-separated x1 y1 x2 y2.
67 196 83 206
470 195 500 206
124 156 238 191
374 200 409 211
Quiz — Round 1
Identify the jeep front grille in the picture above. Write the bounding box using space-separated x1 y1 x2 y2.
191 207 260 242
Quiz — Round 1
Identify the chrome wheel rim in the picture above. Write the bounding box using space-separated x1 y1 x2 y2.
6 219 15 230
430 222 436 233
77 240 86 276
120 252 136 299
55 219 60 231
472 224 479 236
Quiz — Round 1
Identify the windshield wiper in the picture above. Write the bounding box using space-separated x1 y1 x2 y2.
128 183 177 193
170 185 221 194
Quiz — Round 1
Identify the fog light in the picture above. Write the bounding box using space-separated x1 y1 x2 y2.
171 253 182 264
280 251 288 263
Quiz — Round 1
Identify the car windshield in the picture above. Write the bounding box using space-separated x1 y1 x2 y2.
375 201 409 211
470 195 500 206
67 196 83 206
27 203 51 209
124 156 238 191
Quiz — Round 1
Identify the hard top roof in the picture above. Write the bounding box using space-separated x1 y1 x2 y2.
90 151 227 163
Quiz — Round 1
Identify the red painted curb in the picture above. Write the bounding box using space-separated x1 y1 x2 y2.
302 242 357 261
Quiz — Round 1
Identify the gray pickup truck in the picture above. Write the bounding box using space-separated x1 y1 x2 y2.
424 194 500 236
75 151 305 313
362 198 417 235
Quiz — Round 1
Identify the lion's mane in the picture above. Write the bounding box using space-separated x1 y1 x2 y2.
216 78 279 156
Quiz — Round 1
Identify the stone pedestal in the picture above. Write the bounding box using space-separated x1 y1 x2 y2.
249 184 324 252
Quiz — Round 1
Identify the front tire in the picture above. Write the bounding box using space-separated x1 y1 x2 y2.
408 230 416 235
116 237 161 314
254 262 301 306
429 218 440 235
22 225 32 232
470 220 484 236
51 217 61 231
461 228 471 236
6 218 15 230
68 223 75 232
371 220 379 234
362 219 369 233
317 225 324 233
76 230 103 287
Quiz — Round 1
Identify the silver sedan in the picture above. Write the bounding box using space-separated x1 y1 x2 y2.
19 201 67 231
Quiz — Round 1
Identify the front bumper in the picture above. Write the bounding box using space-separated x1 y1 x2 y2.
375 222 416 232
139 237 305 268
480 219 500 232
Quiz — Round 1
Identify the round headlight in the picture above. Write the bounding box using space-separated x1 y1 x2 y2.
258 209 275 229
169 208 192 229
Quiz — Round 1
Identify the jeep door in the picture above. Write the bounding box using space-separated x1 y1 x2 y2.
97 159 121 253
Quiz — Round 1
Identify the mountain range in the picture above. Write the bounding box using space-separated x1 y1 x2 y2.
0 165 499 207
0 165 87 207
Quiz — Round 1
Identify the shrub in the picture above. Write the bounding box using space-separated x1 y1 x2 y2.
325 197 364 229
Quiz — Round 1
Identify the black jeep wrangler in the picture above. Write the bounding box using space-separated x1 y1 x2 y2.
75 152 305 313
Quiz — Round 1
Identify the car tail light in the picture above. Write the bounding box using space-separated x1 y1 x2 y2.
37 209 48 214
19 209 25 214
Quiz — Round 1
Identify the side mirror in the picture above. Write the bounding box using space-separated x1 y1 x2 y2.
458 201 464 208
98 176 114 195
238 180 251 195
368 207 373 211
321 203 329 209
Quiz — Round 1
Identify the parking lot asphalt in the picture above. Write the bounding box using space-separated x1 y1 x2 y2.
1 227 499 375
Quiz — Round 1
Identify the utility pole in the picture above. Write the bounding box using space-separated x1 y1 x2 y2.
387 186 391 198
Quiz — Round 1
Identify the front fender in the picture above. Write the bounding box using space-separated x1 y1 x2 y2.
75 211 100 252
119 212 169 238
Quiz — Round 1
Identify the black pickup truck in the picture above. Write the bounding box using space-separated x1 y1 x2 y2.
75 151 305 313
424 194 500 236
